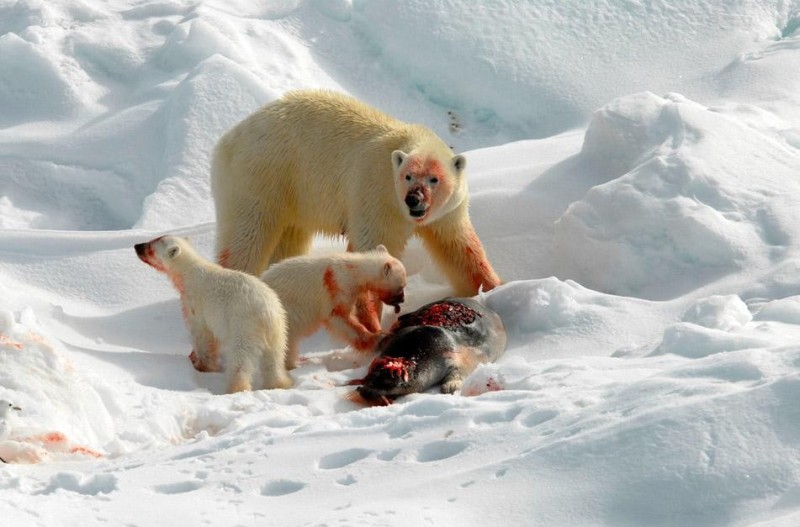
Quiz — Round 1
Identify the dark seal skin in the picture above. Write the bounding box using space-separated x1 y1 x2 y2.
348 297 506 405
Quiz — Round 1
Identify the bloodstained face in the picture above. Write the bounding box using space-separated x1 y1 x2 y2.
393 150 465 224
134 235 181 273
135 236 165 271
375 257 407 312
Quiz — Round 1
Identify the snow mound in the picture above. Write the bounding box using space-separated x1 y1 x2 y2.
0 309 112 463
554 92 800 299
136 55 277 230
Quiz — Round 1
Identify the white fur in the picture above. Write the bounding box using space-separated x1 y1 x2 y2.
260 246 407 368
136 235 291 393
211 89 500 298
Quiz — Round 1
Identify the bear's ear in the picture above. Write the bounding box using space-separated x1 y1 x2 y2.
452 154 467 173
391 150 407 170
375 244 388 254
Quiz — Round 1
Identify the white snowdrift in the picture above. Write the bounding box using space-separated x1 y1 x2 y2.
2 1 800 526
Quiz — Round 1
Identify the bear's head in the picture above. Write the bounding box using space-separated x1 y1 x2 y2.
135 235 188 273
391 143 467 225
372 245 407 312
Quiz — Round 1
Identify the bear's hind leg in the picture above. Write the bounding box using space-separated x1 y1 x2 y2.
217 199 284 275
285 335 301 370
260 345 293 390
269 226 313 265
223 338 258 393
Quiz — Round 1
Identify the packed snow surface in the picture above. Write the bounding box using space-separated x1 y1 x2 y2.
3 0 800 525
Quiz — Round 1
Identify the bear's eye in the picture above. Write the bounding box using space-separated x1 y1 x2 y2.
429 177 439 185
405 174 412 182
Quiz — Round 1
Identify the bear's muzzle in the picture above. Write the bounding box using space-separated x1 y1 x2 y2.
405 189 428 218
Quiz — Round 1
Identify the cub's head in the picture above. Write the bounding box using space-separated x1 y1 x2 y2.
372 245 407 312
134 235 188 273
391 144 467 225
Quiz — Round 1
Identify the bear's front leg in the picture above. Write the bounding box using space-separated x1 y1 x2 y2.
284 337 302 370
188 318 221 372
354 290 383 333
418 206 501 296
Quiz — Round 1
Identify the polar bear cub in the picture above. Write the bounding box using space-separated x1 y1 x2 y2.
135 235 291 393
260 246 407 369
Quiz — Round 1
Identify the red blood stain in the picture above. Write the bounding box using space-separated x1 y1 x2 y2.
397 301 481 329
218 248 231 268
331 304 347 318
343 389 392 407
206 337 219 370
353 337 375 351
142 245 167 273
484 377 503 392
69 445 103 458
189 349 218 372
368 356 414 381
402 156 446 180
168 271 185 297
323 267 340 298
26 331 46 344
403 156 423 174
424 158 445 178
0 334 24 349
357 297 382 331
464 231 498 292
35 432 67 444
13 432 104 461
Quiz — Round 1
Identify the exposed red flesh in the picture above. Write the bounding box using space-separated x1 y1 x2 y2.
367 356 415 382
397 301 481 329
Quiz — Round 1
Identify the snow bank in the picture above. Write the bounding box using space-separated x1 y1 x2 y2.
0 309 112 463
3 1 799 232
3 0 800 526
554 91 800 299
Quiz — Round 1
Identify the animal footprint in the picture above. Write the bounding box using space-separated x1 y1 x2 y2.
318 448 373 470
377 448 400 461
447 110 462 134
473 407 523 425
336 474 357 486
261 479 305 496
415 441 468 463
153 481 203 494
521 409 559 428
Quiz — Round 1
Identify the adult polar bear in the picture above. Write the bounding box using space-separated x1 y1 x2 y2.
211 90 501 327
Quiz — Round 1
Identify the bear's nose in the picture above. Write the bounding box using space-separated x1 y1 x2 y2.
134 243 147 257
405 194 420 208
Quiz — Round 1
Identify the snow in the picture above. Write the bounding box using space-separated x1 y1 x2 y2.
3 0 800 525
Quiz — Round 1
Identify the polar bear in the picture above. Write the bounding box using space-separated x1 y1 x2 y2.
135 235 291 393
260 245 406 369
211 89 501 328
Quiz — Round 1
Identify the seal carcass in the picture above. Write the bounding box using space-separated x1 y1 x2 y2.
349 297 506 405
